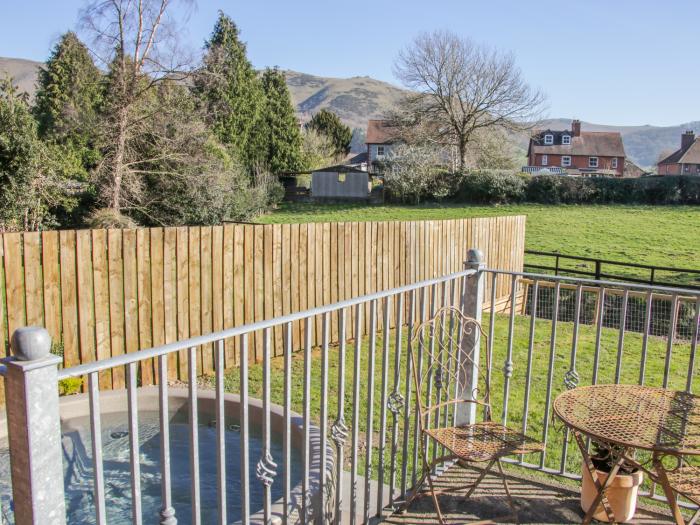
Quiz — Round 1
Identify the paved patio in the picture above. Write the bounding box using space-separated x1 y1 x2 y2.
379 464 679 524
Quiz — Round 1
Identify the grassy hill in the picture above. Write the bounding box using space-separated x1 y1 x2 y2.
1 56 697 168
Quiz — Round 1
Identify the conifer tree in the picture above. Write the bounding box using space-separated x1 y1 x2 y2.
260 67 303 173
34 32 102 151
196 12 266 170
306 108 352 159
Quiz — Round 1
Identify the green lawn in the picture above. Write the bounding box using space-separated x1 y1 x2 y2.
206 312 698 488
258 203 700 286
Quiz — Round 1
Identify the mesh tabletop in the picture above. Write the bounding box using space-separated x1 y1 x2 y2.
553 384 700 455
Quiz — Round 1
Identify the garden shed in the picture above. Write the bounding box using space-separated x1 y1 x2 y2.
310 165 370 200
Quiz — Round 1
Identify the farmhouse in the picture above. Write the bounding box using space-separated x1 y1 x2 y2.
525 120 626 177
657 131 700 175
366 119 399 173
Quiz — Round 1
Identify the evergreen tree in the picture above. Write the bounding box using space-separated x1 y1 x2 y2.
34 32 102 157
196 11 266 170
306 109 352 159
260 67 303 173
0 78 77 231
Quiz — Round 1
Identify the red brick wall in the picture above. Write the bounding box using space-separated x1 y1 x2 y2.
531 153 624 175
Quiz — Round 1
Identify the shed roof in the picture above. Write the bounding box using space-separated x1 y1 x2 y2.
312 164 367 174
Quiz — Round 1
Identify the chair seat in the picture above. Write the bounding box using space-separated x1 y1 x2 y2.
424 421 544 462
663 466 700 500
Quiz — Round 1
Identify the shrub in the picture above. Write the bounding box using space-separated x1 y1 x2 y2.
457 170 526 204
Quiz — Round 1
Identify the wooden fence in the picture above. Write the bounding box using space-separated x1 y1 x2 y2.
0 216 525 392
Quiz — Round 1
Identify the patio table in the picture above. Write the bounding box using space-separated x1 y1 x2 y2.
553 384 700 525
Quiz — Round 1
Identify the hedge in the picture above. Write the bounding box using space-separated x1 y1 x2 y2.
454 172 700 205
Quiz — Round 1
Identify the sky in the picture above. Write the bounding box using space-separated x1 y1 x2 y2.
1 0 698 127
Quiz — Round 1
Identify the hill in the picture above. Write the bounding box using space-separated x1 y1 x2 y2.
1 56 696 168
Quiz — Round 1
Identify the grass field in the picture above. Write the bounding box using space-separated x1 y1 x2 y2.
207 311 698 488
259 203 700 286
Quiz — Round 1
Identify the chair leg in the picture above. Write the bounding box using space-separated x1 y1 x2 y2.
464 459 497 500
689 508 700 525
496 460 518 523
425 462 447 525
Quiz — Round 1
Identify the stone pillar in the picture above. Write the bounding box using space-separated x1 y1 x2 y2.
455 249 486 426
3 327 65 525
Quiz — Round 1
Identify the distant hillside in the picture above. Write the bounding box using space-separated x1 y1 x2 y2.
284 70 405 130
1 56 697 168
0 57 42 98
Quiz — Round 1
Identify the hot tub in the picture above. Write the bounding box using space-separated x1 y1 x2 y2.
0 387 333 524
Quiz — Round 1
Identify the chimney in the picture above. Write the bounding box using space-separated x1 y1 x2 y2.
681 130 695 150
572 119 581 137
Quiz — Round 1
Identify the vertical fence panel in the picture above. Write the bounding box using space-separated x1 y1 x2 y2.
60 230 80 369
23 232 43 327
92 229 112 388
4 233 26 342
107 229 125 387
76 230 96 366
136 229 153 384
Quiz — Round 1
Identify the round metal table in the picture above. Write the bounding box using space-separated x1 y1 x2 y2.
554 384 700 525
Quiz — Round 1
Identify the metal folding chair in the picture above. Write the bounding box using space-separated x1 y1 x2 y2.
404 306 544 524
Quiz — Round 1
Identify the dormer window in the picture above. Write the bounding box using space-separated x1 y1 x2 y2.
562 135 571 145
543 134 554 145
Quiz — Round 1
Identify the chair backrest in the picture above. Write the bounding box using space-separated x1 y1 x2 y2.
409 306 491 431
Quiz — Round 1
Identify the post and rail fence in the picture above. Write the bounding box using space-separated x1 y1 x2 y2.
524 249 700 290
2 244 699 524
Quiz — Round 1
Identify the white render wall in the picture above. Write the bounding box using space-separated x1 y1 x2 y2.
367 143 394 165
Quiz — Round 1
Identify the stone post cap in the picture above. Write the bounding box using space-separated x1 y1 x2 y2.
467 248 484 264
11 327 53 361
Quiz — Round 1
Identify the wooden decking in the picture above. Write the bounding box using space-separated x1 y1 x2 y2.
379 464 678 524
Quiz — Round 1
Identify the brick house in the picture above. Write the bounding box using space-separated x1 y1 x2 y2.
657 131 700 175
526 120 626 177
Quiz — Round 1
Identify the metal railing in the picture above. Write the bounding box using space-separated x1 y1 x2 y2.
525 249 700 290
2 252 700 524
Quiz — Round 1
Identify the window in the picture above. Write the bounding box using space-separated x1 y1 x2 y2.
562 135 571 145
589 157 599 168
338 173 346 183
562 156 572 167
376 145 385 156
541 155 548 166
543 134 554 145
611 158 618 169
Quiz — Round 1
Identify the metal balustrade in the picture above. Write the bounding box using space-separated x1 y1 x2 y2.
1 251 699 524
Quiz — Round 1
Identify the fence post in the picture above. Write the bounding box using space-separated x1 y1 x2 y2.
3 327 65 525
456 248 486 426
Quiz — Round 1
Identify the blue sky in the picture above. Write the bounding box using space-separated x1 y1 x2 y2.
1 0 698 126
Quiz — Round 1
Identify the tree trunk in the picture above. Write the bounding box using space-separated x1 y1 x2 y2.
458 139 468 173
110 106 129 211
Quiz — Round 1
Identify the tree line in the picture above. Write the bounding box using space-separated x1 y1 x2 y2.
0 2 352 232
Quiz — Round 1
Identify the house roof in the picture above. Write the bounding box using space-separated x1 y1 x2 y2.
366 119 399 144
658 138 700 165
529 130 626 158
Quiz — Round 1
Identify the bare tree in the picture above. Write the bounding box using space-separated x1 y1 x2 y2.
79 0 193 213
393 30 546 172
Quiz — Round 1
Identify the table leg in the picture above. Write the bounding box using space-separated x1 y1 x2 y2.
572 432 619 524
653 456 686 525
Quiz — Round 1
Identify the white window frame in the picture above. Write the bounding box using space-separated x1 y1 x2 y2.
562 156 572 167
611 158 618 169
589 157 599 168
541 154 548 166
376 145 385 157
543 134 554 145
562 135 571 145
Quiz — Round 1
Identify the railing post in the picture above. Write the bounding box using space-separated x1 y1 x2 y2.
456 248 486 426
2 327 65 525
